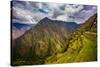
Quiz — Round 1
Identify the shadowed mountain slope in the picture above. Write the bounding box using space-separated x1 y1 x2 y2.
11 13 97 66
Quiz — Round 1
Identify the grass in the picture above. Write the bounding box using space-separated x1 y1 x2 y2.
74 35 97 62
45 31 97 64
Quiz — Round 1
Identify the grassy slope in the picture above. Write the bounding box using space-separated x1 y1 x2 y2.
45 31 97 64
12 14 97 65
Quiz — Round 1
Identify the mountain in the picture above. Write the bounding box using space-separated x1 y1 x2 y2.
36 17 79 32
45 13 97 64
11 13 97 65
12 23 33 30
12 17 79 65
12 23 35 39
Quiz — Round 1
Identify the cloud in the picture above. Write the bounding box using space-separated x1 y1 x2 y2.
65 4 84 14
13 7 34 21
55 4 84 22
12 5 48 24
56 14 68 21
73 5 97 24
12 1 97 24
12 18 36 24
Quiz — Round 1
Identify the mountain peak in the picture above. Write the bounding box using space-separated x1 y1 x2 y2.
42 17 50 20
38 17 52 25
41 17 52 22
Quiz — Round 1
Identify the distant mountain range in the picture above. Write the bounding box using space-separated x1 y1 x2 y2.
12 23 35 39
11 14 97 66
12 23 33 30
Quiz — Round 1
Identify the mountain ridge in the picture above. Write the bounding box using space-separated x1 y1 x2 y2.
11 13 97 65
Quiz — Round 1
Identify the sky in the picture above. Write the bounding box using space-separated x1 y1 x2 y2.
11 1 97 24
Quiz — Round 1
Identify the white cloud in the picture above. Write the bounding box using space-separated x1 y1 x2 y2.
13 6 48 24
63 5 84 19
65 5 84 13
13 7 34 22
73 6 97 24
12 18 36 24
56 14 68 21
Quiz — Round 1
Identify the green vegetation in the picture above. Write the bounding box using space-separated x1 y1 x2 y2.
11 13 97 65
45 31 97 64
